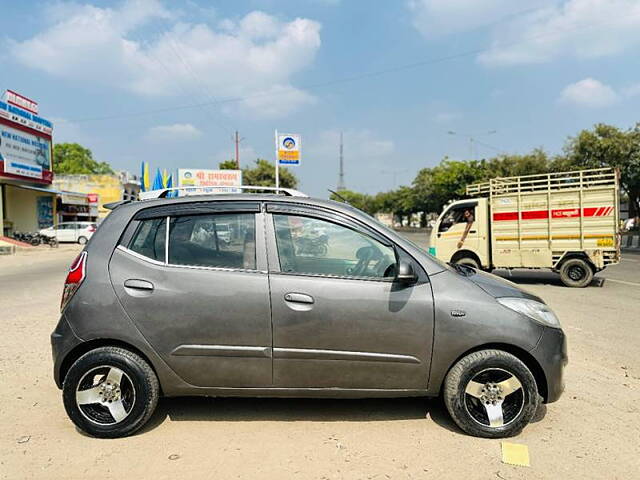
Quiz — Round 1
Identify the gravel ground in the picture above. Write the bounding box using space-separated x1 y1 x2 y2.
1 242 639 479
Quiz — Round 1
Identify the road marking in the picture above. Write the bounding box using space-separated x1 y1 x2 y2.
605 278 640 287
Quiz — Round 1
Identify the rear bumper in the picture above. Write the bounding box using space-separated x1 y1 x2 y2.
530 327 567 403
51 314 84 389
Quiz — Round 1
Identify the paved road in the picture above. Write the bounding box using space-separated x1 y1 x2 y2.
1 244 638 479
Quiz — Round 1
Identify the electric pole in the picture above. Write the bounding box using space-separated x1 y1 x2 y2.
338 131 345 191
234 131 240 169
233 131 244 169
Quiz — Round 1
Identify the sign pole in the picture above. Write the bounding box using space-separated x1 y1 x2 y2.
274 129 280 191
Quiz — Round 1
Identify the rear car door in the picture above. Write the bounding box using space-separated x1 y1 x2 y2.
108 201 272 387
56 223 74 242
265 204 434 390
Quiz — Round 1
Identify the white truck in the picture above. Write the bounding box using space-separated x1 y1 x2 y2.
429 168 620 287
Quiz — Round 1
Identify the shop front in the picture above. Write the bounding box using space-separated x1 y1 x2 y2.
0 90 55 237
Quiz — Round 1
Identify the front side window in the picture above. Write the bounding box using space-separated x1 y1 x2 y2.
439 205 475 232
168 213 256 270
129 217 166 262
273 214 396 279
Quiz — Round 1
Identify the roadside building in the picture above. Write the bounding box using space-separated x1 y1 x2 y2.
53 171 140 219
0 90 56 237
57 190 98 224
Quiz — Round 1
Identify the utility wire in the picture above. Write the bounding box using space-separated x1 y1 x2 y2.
69 15 616 124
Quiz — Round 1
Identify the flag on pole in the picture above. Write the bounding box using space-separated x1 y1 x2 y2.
152 168 164 190
162 169 169 188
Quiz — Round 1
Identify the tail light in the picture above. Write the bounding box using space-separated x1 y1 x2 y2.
87 225 96 233
61 251 87 312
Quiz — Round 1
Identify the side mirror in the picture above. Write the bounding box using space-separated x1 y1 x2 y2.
396 260 418 284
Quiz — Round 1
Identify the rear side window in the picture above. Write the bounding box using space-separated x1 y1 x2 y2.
168 213 255 270
129 217 166 262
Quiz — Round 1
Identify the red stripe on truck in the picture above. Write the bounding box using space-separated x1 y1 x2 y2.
493 207 612 221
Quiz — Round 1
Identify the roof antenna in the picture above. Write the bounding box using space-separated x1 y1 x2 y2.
328 188 350 205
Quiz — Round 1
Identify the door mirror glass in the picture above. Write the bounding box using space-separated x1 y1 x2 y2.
396 260 417 284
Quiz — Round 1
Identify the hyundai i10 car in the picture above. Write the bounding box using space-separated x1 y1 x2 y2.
51 187 566 438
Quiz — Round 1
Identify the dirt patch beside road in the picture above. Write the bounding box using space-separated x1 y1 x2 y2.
1 247 639 479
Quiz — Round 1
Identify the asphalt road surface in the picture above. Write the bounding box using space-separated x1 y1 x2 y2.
1 242 639 479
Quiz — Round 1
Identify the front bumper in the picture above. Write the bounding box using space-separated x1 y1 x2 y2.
530 326 568 403
51 314 84 388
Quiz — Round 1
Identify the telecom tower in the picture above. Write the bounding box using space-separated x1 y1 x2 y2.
337 131 345 190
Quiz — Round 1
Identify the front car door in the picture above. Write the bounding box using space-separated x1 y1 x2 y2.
109 202 272 388
265 204 434 391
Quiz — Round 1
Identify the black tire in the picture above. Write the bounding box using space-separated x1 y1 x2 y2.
62 347 159 438
77 236 88 245
49 238 59 248
443 350 539 438
454 255 480 269
559 257 593 287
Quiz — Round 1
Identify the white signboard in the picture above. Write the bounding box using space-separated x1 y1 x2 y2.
5 90 39 114
178 169 242 195
0 123 51 179
277 133 301 165
0 98 53 136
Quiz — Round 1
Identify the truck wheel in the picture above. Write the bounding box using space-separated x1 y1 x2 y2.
454 256 480 269
559 258 593 287
444 350 539 438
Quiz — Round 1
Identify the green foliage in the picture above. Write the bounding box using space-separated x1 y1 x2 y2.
329 190 378 215
565 123 640 216
340 122 640 220
218 160 238 170
219 159 299 189
53 143 113 174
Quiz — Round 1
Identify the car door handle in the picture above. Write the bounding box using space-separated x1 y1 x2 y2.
284 293 314 304
469 230 477 234
124 279 154 291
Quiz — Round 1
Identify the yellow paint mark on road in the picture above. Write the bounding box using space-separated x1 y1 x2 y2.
501 442 530 467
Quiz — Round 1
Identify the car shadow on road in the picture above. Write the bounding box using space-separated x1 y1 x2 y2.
493 270 604 287
139 396 467 435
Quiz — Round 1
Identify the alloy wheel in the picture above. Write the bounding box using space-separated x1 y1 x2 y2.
75 366 136 425
463 368 524 428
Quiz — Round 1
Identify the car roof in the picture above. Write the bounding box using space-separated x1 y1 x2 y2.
131 194 356 216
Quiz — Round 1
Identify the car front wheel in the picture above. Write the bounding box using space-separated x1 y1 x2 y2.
62 347 159 438
443 350 539 438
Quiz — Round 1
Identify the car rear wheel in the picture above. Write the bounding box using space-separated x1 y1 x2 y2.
559 258 593 287
62 347 159 438
77 236 88 245
444 350 539 438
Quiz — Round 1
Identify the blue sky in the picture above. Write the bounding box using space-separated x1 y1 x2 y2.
2 0 639 196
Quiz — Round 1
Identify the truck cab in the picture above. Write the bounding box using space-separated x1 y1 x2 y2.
429 198 489 269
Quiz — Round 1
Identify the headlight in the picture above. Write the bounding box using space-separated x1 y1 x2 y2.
496 297 561 328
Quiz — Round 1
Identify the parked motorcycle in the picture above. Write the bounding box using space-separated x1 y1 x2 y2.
296 234 329 256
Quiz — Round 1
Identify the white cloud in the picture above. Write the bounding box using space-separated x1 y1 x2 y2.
146 123 202 141
559 78 619 108
9 0 322 117
408 0 551 37
478 0 640 66
433 112 462 124
622 83 640 97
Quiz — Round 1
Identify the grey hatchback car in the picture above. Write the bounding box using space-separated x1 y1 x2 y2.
51 191 567 438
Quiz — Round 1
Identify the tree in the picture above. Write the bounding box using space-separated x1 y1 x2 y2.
53 143 113 174
565 123 640 218
329 189 378 215
220 159 299 189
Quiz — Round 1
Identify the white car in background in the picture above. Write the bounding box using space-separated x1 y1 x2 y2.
40 221 97 245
